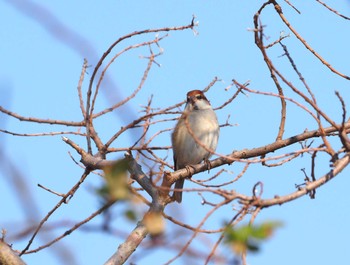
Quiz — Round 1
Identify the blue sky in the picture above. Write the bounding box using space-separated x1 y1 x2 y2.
1 1 350 264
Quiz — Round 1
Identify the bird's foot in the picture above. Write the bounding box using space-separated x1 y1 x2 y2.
204 159 212 173
184 165 195 178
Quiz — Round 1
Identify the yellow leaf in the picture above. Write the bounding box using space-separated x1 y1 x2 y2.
143 212 165 236
103 159 130 200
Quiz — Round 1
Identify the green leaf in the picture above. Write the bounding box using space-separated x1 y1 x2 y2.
224 221 282 255
250 221 282 239
124 209 137 221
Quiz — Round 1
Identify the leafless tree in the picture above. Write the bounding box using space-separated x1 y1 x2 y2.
1 1 349 265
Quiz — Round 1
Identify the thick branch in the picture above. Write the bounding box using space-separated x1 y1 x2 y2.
104 154 168 265
125 152 168 205
0 241 26 265
64 122 350 184
166 122 350 185
103 222 148 265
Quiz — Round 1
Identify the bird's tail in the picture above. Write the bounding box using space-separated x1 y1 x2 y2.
173 179 184 203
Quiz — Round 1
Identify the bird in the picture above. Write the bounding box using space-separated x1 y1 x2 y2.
171 90 219 203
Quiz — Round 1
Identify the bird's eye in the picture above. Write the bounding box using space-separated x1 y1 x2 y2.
195 94 202 100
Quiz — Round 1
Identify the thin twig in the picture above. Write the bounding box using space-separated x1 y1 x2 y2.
316 0 350 20
272 0 350 80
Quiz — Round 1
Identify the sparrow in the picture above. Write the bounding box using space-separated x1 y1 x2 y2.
171 90 219 203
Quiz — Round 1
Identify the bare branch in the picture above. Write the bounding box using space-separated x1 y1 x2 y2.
0 129 86 137
85 17 198 154
240 154 350 207
20 169 91 256
24 200 115 254
0 106 84 126
272 0 350 80
253 9 287 141
77 59 88 118
316 0 350 20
